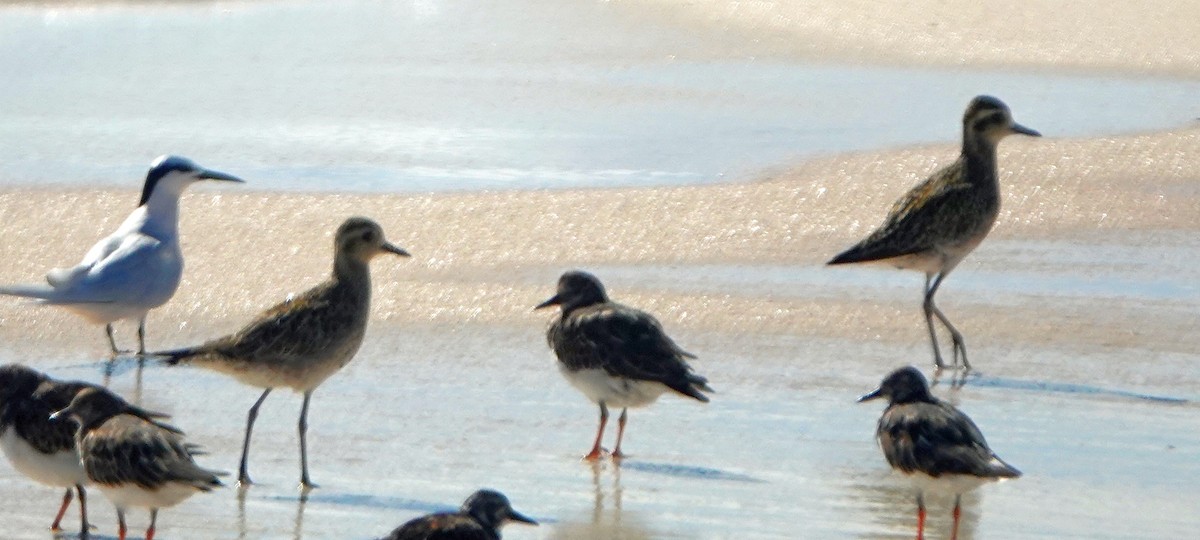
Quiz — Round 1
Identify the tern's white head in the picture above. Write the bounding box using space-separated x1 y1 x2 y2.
139 155 244 208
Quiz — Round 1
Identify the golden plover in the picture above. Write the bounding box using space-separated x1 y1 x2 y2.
157 217 409 489
50 386 223 540
535 270 712 460
382 489 537 540
859 366 1021 540
0 156 243 356
828 96 1040 370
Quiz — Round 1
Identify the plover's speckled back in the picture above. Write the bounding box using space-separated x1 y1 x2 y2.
859 366 1020 540
0 364 97 536
0 156 243 356
51 386 223 540
157 217 410 489
536 270 712 460
383 489 537 540
828 96 1039 370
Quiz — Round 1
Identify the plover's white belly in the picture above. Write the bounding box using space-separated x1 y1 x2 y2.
98 481 199 509
0 430 88 487
200 353 349 392
560 366 669 408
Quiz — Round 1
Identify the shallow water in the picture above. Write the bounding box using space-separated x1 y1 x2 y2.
0 0 1198 192
2 322 1197 540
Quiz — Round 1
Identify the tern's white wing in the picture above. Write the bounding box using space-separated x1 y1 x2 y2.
39 233 181 307
45 233 127 289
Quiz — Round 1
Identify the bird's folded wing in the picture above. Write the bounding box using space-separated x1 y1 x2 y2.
41 234 168 304
880 403 1001 477
832 165 973 264
83 416 216 489
45 232 127 288
569 306 704 392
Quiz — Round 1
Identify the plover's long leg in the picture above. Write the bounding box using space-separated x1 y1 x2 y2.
239 389 273 485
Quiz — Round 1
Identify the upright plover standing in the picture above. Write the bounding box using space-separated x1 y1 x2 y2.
536 270 711 460
829 96 1039 370
0 156 243 356
157 217 409 489
51 387 223 540
859 366 1020 540
382 489 537 540
0 364 97 536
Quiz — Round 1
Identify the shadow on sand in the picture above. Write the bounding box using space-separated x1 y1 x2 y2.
617 460 765 483
958 372 1190 404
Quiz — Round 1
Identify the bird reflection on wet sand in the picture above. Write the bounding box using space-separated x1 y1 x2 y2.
545 460 655 540
851 476 983 540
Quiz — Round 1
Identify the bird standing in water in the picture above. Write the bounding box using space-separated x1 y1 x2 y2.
829 96 1040 370
536 270 712 460
859 366 1021 540
157 217 409 489
0 155 243 356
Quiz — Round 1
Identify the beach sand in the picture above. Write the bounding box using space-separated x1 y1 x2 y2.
1 1 1198 539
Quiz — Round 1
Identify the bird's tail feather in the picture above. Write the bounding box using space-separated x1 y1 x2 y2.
155 347 202 366
0 283 57 300
672 374 714 403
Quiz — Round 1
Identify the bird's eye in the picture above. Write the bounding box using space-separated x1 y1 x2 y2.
361 231 374 242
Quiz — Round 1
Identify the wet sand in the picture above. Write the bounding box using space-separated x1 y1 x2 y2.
0 126 1197 539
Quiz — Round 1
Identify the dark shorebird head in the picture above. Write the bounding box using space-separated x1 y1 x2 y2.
461 489 538 531
0 363 47 407
49 387 177 433
534 270 609 314
334 217 411 263
138 155 244 207
858 366 935 405
962 95 1041 148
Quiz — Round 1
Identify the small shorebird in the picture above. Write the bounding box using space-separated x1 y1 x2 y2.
50 386 223 540
382 489 537 540
157 217 409 488
828 96 1039 370
536 270 712 460
0 364 97 536
0 155 243 356
859 366 1021 540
